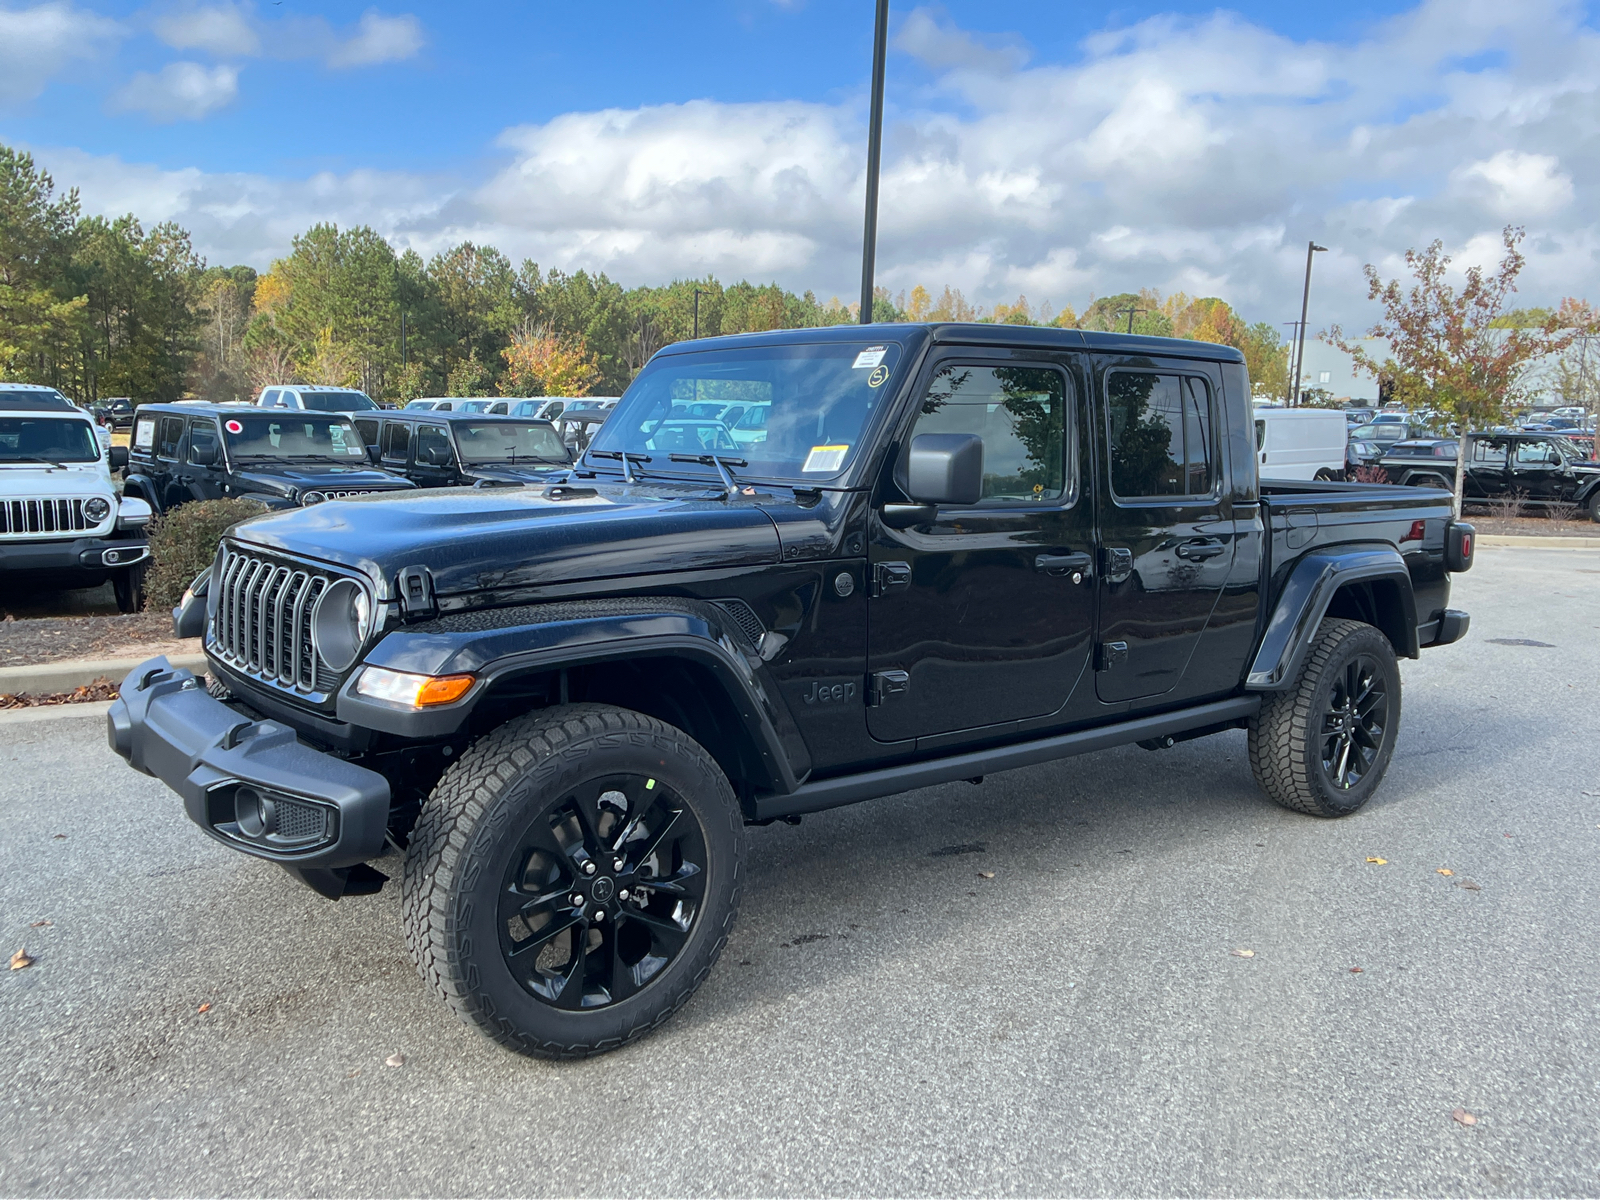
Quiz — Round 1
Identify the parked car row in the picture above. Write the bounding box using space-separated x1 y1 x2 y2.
1375 432 1600 520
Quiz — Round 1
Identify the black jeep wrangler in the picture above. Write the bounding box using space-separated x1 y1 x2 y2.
348 410 573 489
109 324 1474 1058
124 403 415 514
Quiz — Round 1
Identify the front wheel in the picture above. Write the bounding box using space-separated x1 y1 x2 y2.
1588 490 1600 524
1248 618 1402 817
112 565 146 613
402 704 744 1058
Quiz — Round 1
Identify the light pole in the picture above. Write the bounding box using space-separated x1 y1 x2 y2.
859 0 889 325
1116 306 1145 334
1291 241 1328 406
1280 320 1302 404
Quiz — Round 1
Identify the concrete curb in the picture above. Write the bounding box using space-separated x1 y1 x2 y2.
0 653 207 698
0 699 116 726
1476 534 1600 549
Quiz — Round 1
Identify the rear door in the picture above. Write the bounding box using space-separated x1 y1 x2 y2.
1094 356 1235 704
1464 436 1507 498
866 352 1096 744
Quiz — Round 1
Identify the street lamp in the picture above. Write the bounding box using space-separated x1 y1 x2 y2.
859 0 889 325
1291 241 1328 406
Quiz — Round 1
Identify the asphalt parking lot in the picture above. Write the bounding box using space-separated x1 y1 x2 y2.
2 545 1597 1197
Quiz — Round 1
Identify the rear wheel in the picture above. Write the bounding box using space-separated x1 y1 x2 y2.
402 703 744 1058
1248 618 1401 817
1588 491 1600 523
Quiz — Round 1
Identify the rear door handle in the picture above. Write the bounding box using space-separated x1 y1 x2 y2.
1175 539 1226 561
1034 552 1092 579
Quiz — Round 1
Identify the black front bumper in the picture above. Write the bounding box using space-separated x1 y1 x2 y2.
0 535 148 572
107 657 392 897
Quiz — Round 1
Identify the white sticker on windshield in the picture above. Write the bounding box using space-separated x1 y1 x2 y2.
802 444 850 473
851 347 887 370
134 419 155 448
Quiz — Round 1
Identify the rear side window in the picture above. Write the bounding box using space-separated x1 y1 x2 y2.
1106 371 1214 499
381 421 411 462
1472 440 1507 465
158 416 184 460
910 364 1068 504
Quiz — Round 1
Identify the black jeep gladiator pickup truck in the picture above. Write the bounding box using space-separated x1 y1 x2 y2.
108 323 1474 1058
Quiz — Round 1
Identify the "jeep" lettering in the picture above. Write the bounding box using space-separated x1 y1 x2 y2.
801 680 856 705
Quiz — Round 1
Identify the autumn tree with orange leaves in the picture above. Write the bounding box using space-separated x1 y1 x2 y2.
1329 226 1574 517
501 322 601 397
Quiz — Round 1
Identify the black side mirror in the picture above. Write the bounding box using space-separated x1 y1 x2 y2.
424 445 452 466
906 433 983 506
366 445 380 464
109 446 129 469
191 444 218 466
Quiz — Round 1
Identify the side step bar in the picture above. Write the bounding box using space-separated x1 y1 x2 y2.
752 695 1261 821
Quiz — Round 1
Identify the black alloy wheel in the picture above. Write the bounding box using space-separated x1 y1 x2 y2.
499 775 708 1010
403 703 743 1058
1318 654 1388 791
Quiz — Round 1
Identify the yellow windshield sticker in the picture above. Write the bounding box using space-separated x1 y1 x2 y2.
867 364 890 388
802 445 850 473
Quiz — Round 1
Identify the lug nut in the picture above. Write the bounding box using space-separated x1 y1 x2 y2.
582 861 597 876
569 892 583 906
618 889 630 901
612 858 625 872
593 909 606 921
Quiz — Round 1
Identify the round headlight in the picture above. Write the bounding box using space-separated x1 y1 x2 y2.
311 579 372 673
84 497 111 522
301 490 327 505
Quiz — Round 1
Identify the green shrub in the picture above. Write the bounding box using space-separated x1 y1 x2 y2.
144 498 267 611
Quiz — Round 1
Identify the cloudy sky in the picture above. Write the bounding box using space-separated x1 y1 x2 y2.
2 0 1597 329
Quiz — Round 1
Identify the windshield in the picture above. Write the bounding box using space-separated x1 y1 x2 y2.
301 391 376 412
1353 422 1406 441
453 421 571 464
1551 436 1589 459
0 417 100 462
589 342 903 481
221 415 368 460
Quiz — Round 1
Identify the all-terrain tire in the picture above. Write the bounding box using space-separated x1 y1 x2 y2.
1247 618 1401 817
1588 490 1600 524
402 703 743 1059
113 564 146 614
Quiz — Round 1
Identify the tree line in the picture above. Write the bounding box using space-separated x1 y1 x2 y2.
0 140 1390 408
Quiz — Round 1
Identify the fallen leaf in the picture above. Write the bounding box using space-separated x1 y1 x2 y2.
51 834 67 840
9 948 34 970
347 1070 361 1078
1366 857 1388 865
977 871 995 880
385 1053 405 1068
1452 1108 1477 1126
196 1003 211 1014
1349 967 1364 974
1436 868 1454 876
1457 879 1481 891
29 920 52 927
1231 948 1255 958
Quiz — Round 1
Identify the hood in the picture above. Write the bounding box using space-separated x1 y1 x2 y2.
232 465 413 493
233 481 782 598
0 461 115 497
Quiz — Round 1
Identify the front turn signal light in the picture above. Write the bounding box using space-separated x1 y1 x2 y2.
356 667 475 708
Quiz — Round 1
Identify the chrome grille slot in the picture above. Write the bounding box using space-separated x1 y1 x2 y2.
210 545 339 695
0 497 91 537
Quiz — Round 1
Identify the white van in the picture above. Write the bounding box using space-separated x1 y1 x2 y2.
0 384 153 610
1253 407 1349 481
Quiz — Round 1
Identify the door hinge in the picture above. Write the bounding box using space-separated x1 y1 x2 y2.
1100 547 1133 583
1095 641 1129 672
866 669 910 707
872 561 911 597
396 564 437 620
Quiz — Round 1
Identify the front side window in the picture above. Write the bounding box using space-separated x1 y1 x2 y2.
0 417 100 463
910 364 1067 504
1106 371 1214 499
221 415 367 459
589 341 904 482
352 418 379 446
415 424 453 464
188 421 220 464
452 421 570 464
1513 440 1558 466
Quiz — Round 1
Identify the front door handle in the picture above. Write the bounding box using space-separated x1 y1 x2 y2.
1175 539 1226 561
1034 552 1092 579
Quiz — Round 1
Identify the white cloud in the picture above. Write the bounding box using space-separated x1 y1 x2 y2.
110 62 239 122
153 3 258 57
324 9 424 67
32 0 1600 328
0 1 123 103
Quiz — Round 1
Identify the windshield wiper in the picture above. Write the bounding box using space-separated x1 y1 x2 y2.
669 453 749 496
284 454 353 464
589 450 652 483
5 455 71 467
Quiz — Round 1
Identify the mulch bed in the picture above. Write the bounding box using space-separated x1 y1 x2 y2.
0 612 193 667
0 677 120 709
1463 512 1600 538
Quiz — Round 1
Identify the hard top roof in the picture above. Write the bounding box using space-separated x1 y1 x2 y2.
260 384 370 392
137 402 354 417
377 409 557 424
0 386 79 412
655 321 1247 364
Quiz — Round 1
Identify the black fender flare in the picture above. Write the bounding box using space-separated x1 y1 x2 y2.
1401 470 1452 490
122 473 160 512
337 597 809 794
1246 544 1418 690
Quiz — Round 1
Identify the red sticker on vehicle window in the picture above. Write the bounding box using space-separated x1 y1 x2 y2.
225 419 243 434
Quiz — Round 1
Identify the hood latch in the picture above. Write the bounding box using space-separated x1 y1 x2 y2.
397 565 437 621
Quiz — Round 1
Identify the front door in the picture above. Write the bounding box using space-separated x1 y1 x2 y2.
1510 438 1563 502
1094 357 1236 704
867 355 1096 744
411 423 459 486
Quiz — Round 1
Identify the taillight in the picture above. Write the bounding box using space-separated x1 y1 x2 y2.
1402 519 1425 543
1445 521 1475 572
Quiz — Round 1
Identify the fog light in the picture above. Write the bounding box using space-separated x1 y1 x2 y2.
356 667 475 708
234 786 275 837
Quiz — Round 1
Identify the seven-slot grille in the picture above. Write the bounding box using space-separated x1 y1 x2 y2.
210 546 335 693
317 489 384 500
1 497 99 537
